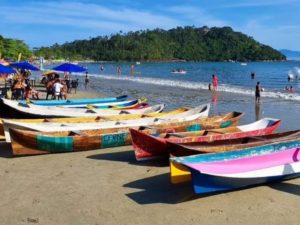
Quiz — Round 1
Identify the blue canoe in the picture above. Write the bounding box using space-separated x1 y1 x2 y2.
171 131 300 194
19 95 128 106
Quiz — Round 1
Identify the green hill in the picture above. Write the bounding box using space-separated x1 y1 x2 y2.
0 35 32 60
34 26 286 62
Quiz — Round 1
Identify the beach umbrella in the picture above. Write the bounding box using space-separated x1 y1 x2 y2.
42 70 59 76
0 64 16 74
10 61 39 71
52 62 86 73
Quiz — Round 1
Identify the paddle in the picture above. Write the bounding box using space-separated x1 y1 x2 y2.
203 129 226 135
165 133 187 138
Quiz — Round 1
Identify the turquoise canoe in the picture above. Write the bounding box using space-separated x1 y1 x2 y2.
19 95 128 106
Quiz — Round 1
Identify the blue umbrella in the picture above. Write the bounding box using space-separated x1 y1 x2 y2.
52 63 86 72
10 61 39 71
0 64 16 74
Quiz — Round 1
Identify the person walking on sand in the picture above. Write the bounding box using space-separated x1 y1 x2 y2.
255 81 262 103
212 74 219 91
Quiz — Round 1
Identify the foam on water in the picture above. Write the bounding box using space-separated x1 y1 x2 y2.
85 73 300 102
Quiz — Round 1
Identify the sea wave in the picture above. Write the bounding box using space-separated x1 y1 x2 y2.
83 73 300 102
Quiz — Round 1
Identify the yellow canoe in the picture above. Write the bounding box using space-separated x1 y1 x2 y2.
0 107 189 139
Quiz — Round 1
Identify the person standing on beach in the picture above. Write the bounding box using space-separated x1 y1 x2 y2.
212 74 219 91
255 81 262 103
84 71 89 89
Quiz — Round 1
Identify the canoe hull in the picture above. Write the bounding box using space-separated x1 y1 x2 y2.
131 114 275 161
187 147 300 194
19 95 128 106
9 112 211 156
10 129 133 156
170 133 300 184
190 167 300 194
1 98 165 118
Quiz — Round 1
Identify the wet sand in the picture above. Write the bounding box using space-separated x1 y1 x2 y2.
0 85 299 225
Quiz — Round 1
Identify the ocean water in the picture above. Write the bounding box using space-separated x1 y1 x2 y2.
40 61 300 131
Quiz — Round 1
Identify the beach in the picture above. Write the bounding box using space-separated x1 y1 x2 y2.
0 84 299 225
0 143 299 225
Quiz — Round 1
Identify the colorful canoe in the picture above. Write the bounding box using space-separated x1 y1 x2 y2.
3 104 210 142
0 107 189 140
19 95 128 106
130 118 281 161
9 111 243 156
60 98 142 109
169 130 300 184
184 147 300 194
1 98 165 118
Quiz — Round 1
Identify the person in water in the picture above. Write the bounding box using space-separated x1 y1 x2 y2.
251 72 255 79
212 74 219 91
255 81 262 103
84 71 89 89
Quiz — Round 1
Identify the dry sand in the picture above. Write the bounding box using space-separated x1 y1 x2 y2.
0 143 299 225
0 87 299 225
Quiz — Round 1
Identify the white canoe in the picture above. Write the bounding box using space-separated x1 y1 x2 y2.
3 104 210 142
1 98 164 118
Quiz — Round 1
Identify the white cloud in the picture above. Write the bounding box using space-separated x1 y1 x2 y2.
223 0 300 8
1 2 181 32
167 5 228 27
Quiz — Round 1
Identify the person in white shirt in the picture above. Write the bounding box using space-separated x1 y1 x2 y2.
52 79 63 100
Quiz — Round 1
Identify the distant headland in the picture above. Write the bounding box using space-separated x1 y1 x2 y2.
1 26 286 62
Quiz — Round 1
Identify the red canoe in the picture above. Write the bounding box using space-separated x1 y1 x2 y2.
130 118 281 161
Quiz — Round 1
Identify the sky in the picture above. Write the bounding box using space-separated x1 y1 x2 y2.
1 0 300 51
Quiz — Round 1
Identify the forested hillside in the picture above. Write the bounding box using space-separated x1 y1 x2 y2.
0 35 32 60
34 26 285 62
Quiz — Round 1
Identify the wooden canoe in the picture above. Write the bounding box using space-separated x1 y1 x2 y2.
19 95 128 106
4 104 210 142
169 130 300 184
9 111 243 156
0 107 189 139
130 118 281 161
59 98 141 109
184 147 300 194
1 98 165 118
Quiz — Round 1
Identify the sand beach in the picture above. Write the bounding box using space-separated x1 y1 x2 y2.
0 86 299 225
0 143 299 225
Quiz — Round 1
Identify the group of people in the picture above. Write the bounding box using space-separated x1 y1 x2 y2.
208 73 264 103
45 77 68 100
284 85 296 93
11 76 40 100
